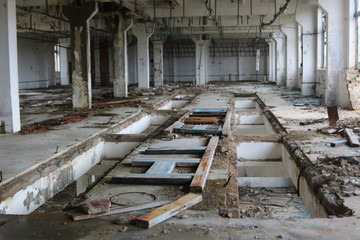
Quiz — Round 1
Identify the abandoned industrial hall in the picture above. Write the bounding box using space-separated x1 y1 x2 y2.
1 0 360 239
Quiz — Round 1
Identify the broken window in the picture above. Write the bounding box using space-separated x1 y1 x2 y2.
54 44 60 72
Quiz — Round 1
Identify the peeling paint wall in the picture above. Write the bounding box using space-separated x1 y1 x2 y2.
0 142 104 214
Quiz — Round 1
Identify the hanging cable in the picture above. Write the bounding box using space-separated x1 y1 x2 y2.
262 0 292 27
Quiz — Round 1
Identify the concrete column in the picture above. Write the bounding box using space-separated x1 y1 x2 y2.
131 23 154 88
318 0 357 105
60 41 70 86
281 16 298 90
266 39 275 83
152 39 164 86
193 38 211 85
113 16 132 97
0 0 21 133
295 1 317 96
272 32 286 86
63 2 98 108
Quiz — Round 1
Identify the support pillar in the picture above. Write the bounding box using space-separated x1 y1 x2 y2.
296 1 317 96
318 0 357 106
0 0 21 133
63 2 98 108
272 32 286 86
193 38 211 85
281 16 299 90
60 41 70 86
113 15 132 97
266 39 276 83
131 23 154 88
152 39 164 87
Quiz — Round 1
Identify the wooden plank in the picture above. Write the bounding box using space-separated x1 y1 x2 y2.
132 158 200 167
136 193 202 228
184 116 222 124
103 134 148 142
344 128 360 147
72 201 170 221
221 107 232 136
145 161 176 174
111 174 194 185
164 110 192 133
164 121 183 134
190 136 219 192
144 146 206 154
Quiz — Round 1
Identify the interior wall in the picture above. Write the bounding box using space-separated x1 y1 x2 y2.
164 56 195 83
163 38 268 83
17 38 55 89
209 56 267 81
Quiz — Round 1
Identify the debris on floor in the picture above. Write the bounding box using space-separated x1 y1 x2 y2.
238 187 311 219
136 193 203 228
20 113 90 133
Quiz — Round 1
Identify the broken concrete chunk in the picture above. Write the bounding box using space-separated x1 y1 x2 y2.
81 199 111 214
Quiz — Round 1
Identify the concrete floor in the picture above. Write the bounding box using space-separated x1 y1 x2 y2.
1 83 360 239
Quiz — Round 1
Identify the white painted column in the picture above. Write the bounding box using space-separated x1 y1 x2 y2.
193 38 211 85
266 39 275 82
318 0 356 105
152 39 164 86
0 0 21 133
113 17 133 97
295 1 318 96
267 39 277 83
272 32 286 86
281 16 298 90
60 41 70 86
131 23 154 88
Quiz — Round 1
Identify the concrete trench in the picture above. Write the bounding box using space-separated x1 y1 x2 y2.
0 95 194 215
0 91 350 219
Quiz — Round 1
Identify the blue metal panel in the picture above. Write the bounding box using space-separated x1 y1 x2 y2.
146 161 176 174
193 108 228 113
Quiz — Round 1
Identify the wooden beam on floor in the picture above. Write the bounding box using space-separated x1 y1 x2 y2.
164 110 192 133
72 201 170 221
190 136 219 192
344 128 360 147
136 193 203 228
221 106 232 136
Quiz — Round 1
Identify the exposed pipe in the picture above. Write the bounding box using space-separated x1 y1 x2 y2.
237 0 240 24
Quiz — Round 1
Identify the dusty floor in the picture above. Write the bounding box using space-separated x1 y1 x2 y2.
1 82 360 239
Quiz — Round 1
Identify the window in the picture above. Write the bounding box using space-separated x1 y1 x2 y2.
54 44 60 72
